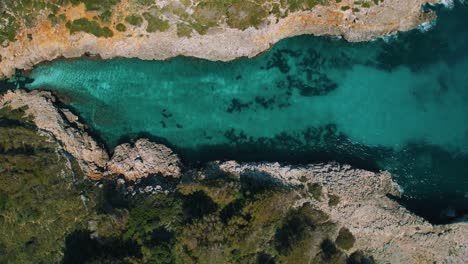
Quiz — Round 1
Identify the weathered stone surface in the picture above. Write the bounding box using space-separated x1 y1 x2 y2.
106 139 181 181
0 91 182 181
0 0 441 78
213 161 468 264
0 90 109 179
1 90 466 263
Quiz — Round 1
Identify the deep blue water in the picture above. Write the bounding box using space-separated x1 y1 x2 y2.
8 2 468 223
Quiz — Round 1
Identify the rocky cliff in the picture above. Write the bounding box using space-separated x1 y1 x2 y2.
0 0 442 78
106 138 182 181
0 89 466 263
0 90 179 180
216 161 468 263
0 90 109 179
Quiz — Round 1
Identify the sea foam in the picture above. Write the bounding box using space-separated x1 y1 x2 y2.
417 20 436 32
439 0 455 8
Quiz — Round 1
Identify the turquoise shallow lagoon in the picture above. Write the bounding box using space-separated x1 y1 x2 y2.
22 3 468 222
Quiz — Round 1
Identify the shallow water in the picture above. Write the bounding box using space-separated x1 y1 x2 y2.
23 3 468 223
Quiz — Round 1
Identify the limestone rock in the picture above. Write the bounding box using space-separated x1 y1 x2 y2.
106 139 181 181
0 90 181 181
210 161 468 264
0 90 465 262
0 90 109 179
0 0 442 78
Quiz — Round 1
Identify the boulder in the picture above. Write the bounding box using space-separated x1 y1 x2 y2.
106 139 181 181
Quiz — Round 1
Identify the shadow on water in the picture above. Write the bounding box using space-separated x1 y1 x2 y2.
111 122 468 224
114 124 387 171
376 2 468 72
0 71 34 93
383 142 468 224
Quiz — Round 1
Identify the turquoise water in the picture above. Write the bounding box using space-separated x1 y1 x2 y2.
22 3 468 222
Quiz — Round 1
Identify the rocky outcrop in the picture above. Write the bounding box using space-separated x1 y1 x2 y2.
106 139 181 181
0 90 466 262
0 90 109 179
212 161 468 264
0 90 182 181
0 0 442 78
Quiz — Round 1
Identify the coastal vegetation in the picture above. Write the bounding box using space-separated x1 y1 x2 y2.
66 18 114 38
68 170 373 263
0 0 387 44
335 227 356 250
0 106 100 263
0 105 373 263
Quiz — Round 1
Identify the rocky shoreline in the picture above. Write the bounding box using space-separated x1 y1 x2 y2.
216 161 468 263
0 89 466 263
0 90 109 179
0 90 182 181
0 0 441 79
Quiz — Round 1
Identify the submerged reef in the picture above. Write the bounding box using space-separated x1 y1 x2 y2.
0 0 442 78
0 90 466 263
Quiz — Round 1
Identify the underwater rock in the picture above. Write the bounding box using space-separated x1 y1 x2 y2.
106 139 181 181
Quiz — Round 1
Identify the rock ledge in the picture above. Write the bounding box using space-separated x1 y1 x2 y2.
106 139 181 181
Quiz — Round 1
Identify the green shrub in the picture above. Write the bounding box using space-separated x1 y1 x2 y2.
68 18 114 38
177 23 193 37
328 194 340 207
274 203 327 254
142 12 170 32
308 182 323 200
98 10 113 23
335 227 356 250
125 15 144 26
182 191 218 220
116 23 127 32
75 0 120 12
362 2 371 8
0 14 19 43
0 106 100 263
348 250 376 264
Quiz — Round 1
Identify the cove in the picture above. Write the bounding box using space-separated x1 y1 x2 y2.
19 3 468 223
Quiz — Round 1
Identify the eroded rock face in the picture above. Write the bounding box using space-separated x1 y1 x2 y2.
0 0 442 78
0 90 466 262
106 139 181 181
211 161 468 264
0 90 109 179
0 90 182 181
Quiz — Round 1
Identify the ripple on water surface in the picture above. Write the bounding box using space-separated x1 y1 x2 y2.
26 3 468 223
